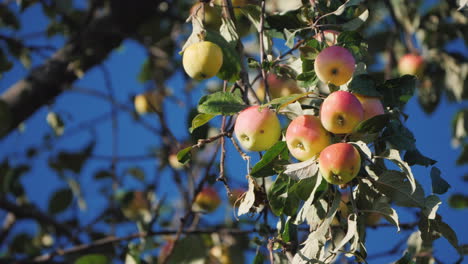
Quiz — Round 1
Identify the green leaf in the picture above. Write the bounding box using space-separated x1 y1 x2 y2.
372 201 400 231
165 235 207 264
337 31 364 47
251 141 288 178
281 217 298 243
283 158 319 181
376 149 416 193
423 195 441 220
341 8 369 31
347 74 381 97
289 176 321 201
75 254 110 264
253 252 265 264
404 149 436 167
268 174 299 216
430 167 451 195
176 147 192 165
197 91 246 115
382 120 416 151
448 193 468 209
353 114 391 134
48 188 73 215
367 171 425 208
294 174 326 225
332 213 358 253
296 71 319 89
262 91 316 111
137 59 152 83
377 75 416 108
189 113 216 133
205 30 241 82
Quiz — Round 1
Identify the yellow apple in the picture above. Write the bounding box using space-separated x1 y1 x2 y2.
234 106 281 152
319 143 361 185
183 41 223 80
314 46 356 86
134 91 163 114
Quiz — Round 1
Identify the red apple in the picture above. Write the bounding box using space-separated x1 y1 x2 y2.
354 94 385 121
319 143 361 185
398 54 425 78
314 46 356 86
320 91 364 134
285 115 331 161
234 106 281 152
194 187 221 212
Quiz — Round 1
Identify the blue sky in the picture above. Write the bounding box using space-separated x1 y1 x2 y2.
0 1 467 263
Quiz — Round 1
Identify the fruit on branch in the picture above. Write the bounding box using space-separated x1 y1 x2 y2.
320 91 364 134
121 191 151 221
228 188 246 207
319 143 361 185
183 41 223 80
314 30 340 46
234 106 281 151
314 46 356 86
256 74 303 101
191 2 222 30
285 115 330 161
365 212 382 226
134 91 163 114
354 94 385 121
398 53 425 78
168 153 184 170
194 187 221 212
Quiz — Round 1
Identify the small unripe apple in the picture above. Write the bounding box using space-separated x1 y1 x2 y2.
194 187 221 212
398 54 425 78
285 115 330 161
320 91 364 134
256 74 303 101
314 30 340 46
134 91 163 114
319 143 361 185
183 41 223 80
190 2 222 30
234 106 281 152
314 46 355 86
228 188 246 207
354 94 385 121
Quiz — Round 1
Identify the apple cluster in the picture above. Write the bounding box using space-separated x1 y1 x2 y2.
234 44 386 186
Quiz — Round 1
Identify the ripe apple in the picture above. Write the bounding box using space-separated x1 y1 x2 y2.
183 41 223 80
234 105 281 152
285 115 330 161
319 143 361 185
398 53 425 78
314 46 356 86
354 94 385 121
314 30 340 46
134 91 163 114
228 188 246 207
320 91 364 134
194 187 221 212
256 74 303 101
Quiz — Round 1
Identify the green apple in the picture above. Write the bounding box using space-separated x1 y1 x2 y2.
183 41 223 80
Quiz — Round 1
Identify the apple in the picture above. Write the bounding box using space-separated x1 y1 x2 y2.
228 188 246 207
398 53 425 78
365 212 382 226
314 30 340 46
319 143 361 185
256 74 303 101
314 46 355 86
134 91 163 114
190 2 222 30
354 94 385 121
320 91 364 134
234 105 281 152
285 115 330 161
194 187 221 212
183 41 223 80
